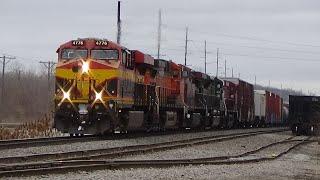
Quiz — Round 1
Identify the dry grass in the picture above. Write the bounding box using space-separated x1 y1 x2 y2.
0 115 61 140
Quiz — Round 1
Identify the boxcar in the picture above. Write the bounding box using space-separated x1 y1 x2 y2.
254 90 283 127
289 95 320 135
221 78 254 127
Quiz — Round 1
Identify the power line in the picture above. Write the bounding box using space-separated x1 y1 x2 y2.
165 24 320 48
203 41 320 55
221 52 320 62
213 33 320 48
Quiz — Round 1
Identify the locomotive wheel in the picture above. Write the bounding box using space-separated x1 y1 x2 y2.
296 126 302 136
119 112 129 133
227 117 234 129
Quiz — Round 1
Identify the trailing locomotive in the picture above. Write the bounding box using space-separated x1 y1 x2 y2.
289 95 320 135
53 38 224 135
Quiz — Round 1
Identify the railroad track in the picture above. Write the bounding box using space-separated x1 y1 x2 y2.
0 128 286 164
0 127 286 150
0 129 197 150
0 128 297 177
0 135 99 150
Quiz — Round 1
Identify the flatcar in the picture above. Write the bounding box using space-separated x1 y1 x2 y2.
53 38 224 135
289 95 320 135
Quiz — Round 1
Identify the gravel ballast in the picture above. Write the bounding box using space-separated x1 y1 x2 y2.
8 141 319 180
0 128 284 158
114 131 293 160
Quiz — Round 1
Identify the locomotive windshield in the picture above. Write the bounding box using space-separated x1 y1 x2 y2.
61 49 88 59
91 49 119 60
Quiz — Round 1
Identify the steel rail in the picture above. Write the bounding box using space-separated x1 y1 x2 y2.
0 129 203 150
0 127 288 150
0 135 99 150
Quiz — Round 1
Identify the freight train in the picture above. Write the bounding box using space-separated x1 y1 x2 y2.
289 95 320 135
53 38 284 136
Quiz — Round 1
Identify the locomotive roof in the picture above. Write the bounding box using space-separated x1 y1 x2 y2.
254 90 267 94
220 77 253 86
58 38 128 51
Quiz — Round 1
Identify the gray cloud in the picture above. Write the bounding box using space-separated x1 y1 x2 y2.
0 0 319 93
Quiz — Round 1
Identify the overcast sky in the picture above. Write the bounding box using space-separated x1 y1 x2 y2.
1 0 320 94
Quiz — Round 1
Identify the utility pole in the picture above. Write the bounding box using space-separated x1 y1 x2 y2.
254 75 256 86
184 27 188 66
216 48 219 77
0 55 16 104
204 40 207 74
224 58 227 78
157 9 162 59
116 1 121 44
232 68 234 78
39 61 56 91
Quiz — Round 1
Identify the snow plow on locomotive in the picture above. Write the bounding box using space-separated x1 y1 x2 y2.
53 38 224 135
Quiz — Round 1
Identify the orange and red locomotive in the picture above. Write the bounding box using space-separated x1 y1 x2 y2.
54 38 224 135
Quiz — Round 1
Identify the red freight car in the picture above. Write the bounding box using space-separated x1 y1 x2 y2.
254 90 283 127
222 80 237 128
221 78 254 127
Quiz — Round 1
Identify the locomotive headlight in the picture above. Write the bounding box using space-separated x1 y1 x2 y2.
58 87 73 106
82 61 90 74
63 90 70 100
95 91 103 101
186 114 191 119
